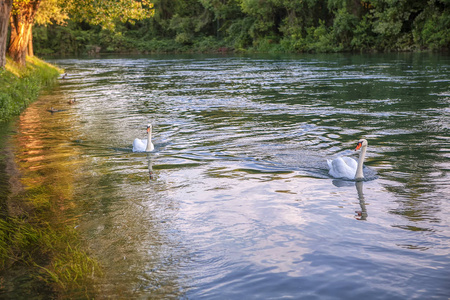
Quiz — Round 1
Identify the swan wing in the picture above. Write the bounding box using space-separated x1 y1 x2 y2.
132 138 147 152
328 157 357 180
340 156 358 170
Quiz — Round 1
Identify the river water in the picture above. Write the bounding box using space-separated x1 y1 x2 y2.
4 54 450 298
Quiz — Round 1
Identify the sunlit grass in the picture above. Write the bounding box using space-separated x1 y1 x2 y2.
0 218 41 267
0 170 102 296
0 56 62 122
36 225 102 296
1 56 101 298
0 213 101 297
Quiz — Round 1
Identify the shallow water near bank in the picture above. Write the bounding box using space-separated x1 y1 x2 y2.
3 53 450 298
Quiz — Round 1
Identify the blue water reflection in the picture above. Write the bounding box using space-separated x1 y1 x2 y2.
21 53 450 298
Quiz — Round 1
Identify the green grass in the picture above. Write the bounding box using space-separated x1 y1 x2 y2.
0 56 62 123
0 56 101 298
0 180 102 298
0 214 101 297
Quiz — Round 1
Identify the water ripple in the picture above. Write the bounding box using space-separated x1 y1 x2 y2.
39 54 450 299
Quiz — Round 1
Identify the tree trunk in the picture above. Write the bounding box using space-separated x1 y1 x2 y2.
28 28 34 57
7 0 40 66
0 0 13 68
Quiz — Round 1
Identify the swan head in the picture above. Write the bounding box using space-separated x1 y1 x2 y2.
355 139 368 151
146 124 152 133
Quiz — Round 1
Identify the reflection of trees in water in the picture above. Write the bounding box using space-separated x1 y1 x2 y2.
328 56 449 227
44 54 449 297
74 151 187 298
381 138 446 225
16 95 83 219
10 93 101 296
15 93 186 298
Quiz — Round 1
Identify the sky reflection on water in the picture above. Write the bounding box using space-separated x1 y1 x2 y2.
9 53 450 298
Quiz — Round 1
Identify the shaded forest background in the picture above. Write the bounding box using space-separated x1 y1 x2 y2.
34 0 450 55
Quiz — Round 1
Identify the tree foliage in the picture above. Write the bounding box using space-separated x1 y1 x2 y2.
65 0 154 31
1 0 155 66
34 0 69 26
31 0 450 55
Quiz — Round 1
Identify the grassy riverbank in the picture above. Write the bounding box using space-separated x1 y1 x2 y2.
0 57 61 122
0 57 101 298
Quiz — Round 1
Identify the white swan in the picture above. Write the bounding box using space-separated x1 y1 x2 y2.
327 139 368 180
132 124 154 152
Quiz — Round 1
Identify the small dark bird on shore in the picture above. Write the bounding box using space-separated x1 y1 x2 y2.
68 98 76 105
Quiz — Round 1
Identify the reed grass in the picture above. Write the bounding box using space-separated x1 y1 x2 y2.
0 191 101 297
1 57 101 298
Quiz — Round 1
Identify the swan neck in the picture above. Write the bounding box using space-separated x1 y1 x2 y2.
146 128 152 151
355 144 367 180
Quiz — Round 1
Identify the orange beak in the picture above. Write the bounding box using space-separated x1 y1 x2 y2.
355 142 362 151
147 127 150 133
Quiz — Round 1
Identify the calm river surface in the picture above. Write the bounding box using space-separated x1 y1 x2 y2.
6 54 450 298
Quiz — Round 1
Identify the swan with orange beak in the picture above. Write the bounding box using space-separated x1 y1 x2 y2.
132 124 155 152
327 139 368 180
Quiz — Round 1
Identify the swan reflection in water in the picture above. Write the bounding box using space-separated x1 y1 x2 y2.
332 179 368 220
354 181 367 220
147 153 154 181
